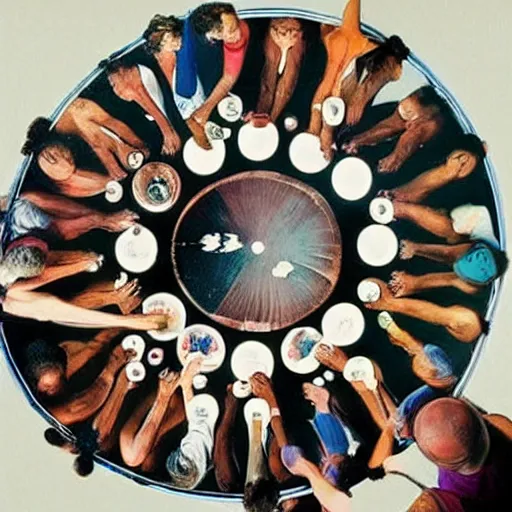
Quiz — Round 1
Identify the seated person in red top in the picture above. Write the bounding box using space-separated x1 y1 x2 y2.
190 2 250 126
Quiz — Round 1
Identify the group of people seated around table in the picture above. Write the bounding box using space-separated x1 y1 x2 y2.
35 331 511 511
1 0 509 511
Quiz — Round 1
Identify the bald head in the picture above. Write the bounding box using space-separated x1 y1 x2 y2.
413 398 489 472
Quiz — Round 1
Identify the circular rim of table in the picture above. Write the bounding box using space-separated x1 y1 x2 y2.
171 170 342 332
0 6 506 505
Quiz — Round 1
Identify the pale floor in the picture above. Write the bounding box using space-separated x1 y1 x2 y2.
0 1 511 511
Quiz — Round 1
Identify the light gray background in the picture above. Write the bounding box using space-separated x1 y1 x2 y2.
0 1 510 510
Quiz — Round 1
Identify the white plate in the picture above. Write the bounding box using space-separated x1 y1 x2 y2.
231 341 275 382
281 327 322 375
122 334 146 362
289 132 331 174
218 94 243 122
369 197 394 224
115 225 158 274
343 356 377 390
187 394 220 429
183 137 226 176
238 122 279 162
357 225 399 267
332 157 373 201
357 279 382 303
147 347 164 366
177 324 226 373
142 293 186 341
322 97 346 127
105 181 123 203
321 303 365 347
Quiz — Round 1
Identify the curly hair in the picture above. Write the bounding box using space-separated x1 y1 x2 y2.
191 2 236 36
355 35 409 82
143 14 183 54
0 243 47 289
21 117 54 156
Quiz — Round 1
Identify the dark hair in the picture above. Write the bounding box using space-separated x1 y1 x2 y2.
191 2 236 36
21 117 55 156
412 86 449 112
143 14 183 54
355 35 409 81
44 427 68 447
243 477 280 512
103 58 129 75
73 454 94 477
450 133 487 162
474 241 509 278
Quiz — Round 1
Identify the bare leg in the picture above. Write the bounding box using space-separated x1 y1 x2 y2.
214 385 241 492
56 170 111 198
389 271 480 298
392 201 462 243
21 191 103 219
268 435 290 483
365 279 484 343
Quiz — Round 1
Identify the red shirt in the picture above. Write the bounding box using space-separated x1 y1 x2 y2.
223 20 250 77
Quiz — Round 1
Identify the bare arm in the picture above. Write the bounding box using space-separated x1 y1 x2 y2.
411 242 473 264
60 328 122 378
368 422 395 469
346 110 405 148
48 346 128 425
484 414 512 440
256 35 280 115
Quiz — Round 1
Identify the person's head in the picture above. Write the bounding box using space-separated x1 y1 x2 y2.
413 398 490 474
25 340 67 398
0 243 47 290
356 35 410 83
243 477 280 512
454 241 508 285
22 117 75 181
73 454 94 477
105 60 138 102
398 86 447 121
191 3 241 44
166 451 202 489
445 134 487 179
143 14 183 54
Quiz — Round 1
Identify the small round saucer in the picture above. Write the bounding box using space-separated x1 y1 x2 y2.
147 347 164 367
132 162 181 213
289 133 331 174
115 225 158 274
357 225 399 267
218 94 243 122
105 181 123 203
322 97 346 127
332 157 373 201
369 197 394 224
177 324 226 373
142 293 186 342
126 361 146 383
321 303 365 347
231 341 275 382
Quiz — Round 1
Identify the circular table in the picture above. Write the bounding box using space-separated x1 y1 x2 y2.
0 5 504 505
172 171 341 332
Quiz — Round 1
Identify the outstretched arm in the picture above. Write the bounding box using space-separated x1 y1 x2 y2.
407 241 473 264
3 289 168 330
120 372 181 467
48 345 129 425
60 328 122 378
368 422 395 469
344 110 405 151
